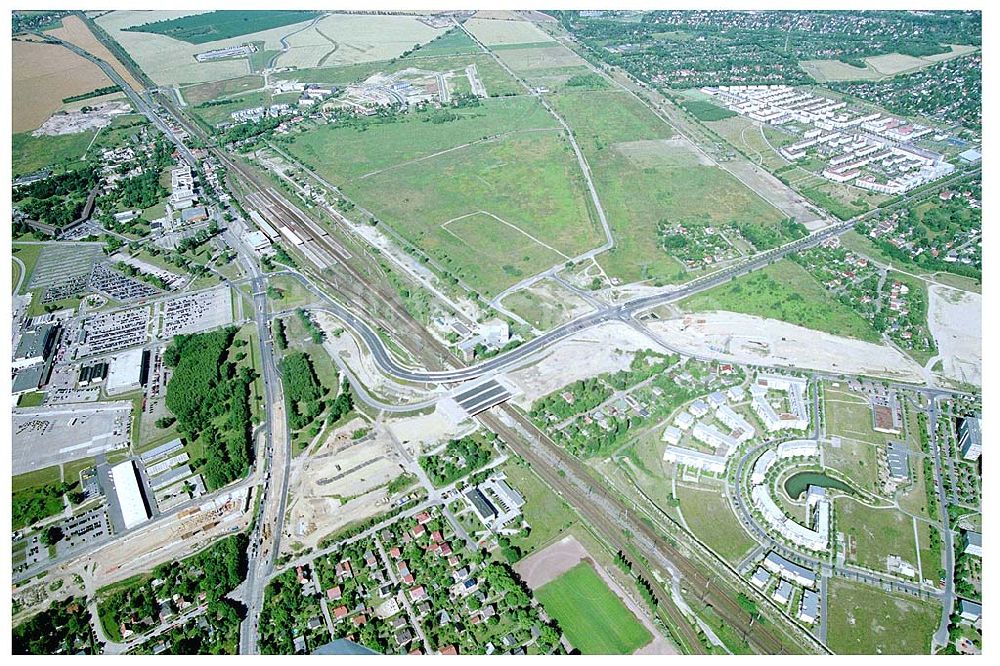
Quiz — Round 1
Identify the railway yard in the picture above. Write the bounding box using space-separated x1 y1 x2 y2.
10 7 983 658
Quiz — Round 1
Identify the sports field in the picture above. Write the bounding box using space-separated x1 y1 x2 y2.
682 260 881 342
536 561 652 654
826 578 940 654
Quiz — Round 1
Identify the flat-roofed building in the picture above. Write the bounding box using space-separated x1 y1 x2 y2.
959 416 982 461
798 589 819 624
772 580 792 605
661 426 682 445
958 599 982 623
751 567 771 590
111 460 151 529
13 323 59 370
692 422 740 454
763 552 816 588
674 411 695 431
962 530 982 557
716 404 755 441
106 347 147 395
662 447 727 474
751 450 776 485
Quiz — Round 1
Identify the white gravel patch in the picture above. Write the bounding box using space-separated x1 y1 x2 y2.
647 311 926 382
927 285 981 386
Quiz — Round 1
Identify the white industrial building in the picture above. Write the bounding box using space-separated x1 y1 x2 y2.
106 347 145 395
111 460 151 529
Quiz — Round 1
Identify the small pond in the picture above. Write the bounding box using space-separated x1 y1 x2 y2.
783 471 856 499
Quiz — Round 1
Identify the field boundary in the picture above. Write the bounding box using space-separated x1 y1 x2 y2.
441 210 570 260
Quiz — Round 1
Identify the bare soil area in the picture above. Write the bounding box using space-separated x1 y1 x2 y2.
927 284 981 386
283 417 404 554
648 311 926 382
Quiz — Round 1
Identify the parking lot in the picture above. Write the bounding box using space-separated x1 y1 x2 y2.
159 285 233 337
12 402 133 475
77 306 150 357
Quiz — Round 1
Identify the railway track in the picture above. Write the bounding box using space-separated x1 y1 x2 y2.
484 405 816 655
160 92 820 655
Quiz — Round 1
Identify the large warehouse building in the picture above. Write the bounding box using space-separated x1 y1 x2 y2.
111 460 151 529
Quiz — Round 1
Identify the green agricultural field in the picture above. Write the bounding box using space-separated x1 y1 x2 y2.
339 131 603 297
826 578 939 654
411 27 480 57
180 74 265 105
682 260 881 341
12 131 95 176
836 498 918 572
536 562 651 655
286 95 557 183
549 90 790 284
676 482 756 565
124 10 321 44
679 99 736 121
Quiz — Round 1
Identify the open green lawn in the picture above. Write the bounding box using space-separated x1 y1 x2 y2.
12 131 95 176
826 578 940 654
824 385 896 447
836 498 918 572
548 89 789 284
536 561 651 655
682 259 881 342
266 274 315 310
342 131 602 297
501 459 578 556
676 482 756 565
286 95 557 183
